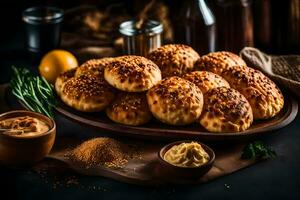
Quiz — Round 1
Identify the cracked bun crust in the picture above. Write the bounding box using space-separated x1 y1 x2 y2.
183 71 230 94
55 68 77 96
147 44 200 78
106 92 152 126
221 66 284 119
60 74 115 112
104 55 162 92
200 87 253 132
195 51 247 75
147 76 203 125
75 58 115 77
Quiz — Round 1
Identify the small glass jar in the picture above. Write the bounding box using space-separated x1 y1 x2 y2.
22 6 64 56
119 20 163 56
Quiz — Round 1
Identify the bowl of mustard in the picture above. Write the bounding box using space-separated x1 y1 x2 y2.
0 110 56 166
158 140 215 179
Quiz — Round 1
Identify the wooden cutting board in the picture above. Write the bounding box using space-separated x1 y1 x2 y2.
43 138 257 186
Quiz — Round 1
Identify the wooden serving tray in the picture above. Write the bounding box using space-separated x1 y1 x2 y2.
3 85 298 141
54 94 298 141
44 138 256 186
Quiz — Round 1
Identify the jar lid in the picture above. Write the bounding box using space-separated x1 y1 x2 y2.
119 20 163 36
23 6 64 24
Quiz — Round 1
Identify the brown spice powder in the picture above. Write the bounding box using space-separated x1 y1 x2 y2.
68 137 140 169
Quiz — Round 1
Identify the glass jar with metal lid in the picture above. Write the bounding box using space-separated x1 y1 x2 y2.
119 20 163 56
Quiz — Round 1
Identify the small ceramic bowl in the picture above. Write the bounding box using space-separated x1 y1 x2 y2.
158 140 215 179
0 110 56 166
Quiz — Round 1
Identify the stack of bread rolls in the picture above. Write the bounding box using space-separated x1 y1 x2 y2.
55 44 284 133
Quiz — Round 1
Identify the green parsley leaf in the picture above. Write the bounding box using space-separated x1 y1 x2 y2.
241 141 277 160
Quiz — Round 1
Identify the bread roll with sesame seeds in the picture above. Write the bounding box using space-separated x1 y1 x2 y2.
147 76 203 125
104 55 162 92
106 92 152 126
55 58 116 97
60 74 116 112
55 68 77 96
221 66 284 119
200 87 253 132
147 44 200 78
195 51 247 75
75 58 115 77
183 71 230 94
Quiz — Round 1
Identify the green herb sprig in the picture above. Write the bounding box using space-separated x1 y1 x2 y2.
10 66 57 118
241 141 277 160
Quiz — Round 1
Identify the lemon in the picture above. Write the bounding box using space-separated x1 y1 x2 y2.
39 50 78 84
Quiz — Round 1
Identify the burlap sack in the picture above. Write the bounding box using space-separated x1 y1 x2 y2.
240 47 300 98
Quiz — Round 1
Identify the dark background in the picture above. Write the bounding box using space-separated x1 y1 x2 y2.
1 1 300 199
1 0 300 84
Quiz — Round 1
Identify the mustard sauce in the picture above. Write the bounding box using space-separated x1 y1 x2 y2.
163 142 210 167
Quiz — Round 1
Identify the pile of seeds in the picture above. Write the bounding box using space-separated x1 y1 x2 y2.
68 137 140 169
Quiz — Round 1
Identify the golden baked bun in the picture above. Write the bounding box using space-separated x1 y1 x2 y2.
183 71 230 94
106 92 152 126
104 55 162 92
55 68 77 96
147 44 200 78
60 74 115 112
195 51 247 75
147 76 203 125
75 58 115 77
200 87 253 133
221 66 284 119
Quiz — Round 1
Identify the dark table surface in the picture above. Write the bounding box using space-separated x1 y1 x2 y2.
1 31 300 200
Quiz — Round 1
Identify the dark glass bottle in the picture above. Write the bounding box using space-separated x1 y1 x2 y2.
211 0 254 53
253 0 271 52
253 0 300 54
174 0 216 54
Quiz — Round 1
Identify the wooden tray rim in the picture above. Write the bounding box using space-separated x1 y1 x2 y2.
54 94 298 141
